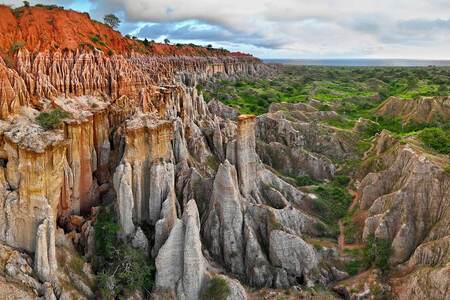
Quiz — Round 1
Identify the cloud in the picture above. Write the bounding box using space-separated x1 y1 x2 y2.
5 0 450 58
84 0 450 58
136 21 285 49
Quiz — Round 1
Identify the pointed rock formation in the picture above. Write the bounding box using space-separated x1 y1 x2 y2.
154 200 207 300
204 160 245 275
113 162 135 237
34 216 57 283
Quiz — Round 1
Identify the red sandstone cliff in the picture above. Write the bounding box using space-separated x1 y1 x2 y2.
0 4 255 58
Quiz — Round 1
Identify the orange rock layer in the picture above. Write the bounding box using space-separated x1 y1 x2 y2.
0 4 255 57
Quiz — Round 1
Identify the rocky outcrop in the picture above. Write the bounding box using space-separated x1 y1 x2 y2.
34 217 57 283
357 131 450 265
256 104 357 180
204 160 245 274
113 162 135 236
154 200 207 300
353 130 450 299
0 113 66 254
375 96 450 124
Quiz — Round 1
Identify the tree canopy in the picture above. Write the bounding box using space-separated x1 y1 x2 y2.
104 14 121 29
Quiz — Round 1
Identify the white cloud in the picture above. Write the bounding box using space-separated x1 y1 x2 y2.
5 0 450 58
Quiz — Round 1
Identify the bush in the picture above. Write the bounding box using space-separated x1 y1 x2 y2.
93 208 120 262
90 35 100 43
312 181 352 236
418 128 450 155
36 108 70 130
362 234 391 272
345 259 362 276
10 40 25 53
334 175 350 187
202 276 230 300
444 164 450 173
93 208 155 298
295 175 319 186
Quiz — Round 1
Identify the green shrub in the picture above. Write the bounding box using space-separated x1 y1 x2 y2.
90 35 100 43
115 246 154 292
10 40 25 53
202 276 230 300
93 208 155 298
35 4 62 10
295 175 319 186
36 108 70 130
345 259 362 276
333 175 350 187
93 208 120 262
362 234 391 272
418 127 450 155
444 164 450 173
312 181 352 235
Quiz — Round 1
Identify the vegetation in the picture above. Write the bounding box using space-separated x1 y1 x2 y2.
345 234 392 274
362 234 392 272
444 164 450 173
93 208 155 298
10 40 25 53
203 66 450 118
418 127 450 156
294 175 319 186
35 4 63 10
164 38 171 44
312 176 352 236
104 14 121 29
202 276 230 300
36 108 70 130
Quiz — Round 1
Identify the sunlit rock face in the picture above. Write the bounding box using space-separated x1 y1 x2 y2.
352 130 450 299
0 114 66 253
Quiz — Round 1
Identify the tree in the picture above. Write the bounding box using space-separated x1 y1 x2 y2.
104 14 121 29
164 38 170 44
143 38 149 46
23 1 30 7
207 44 213 48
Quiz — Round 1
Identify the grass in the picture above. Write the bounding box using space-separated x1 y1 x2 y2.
36 108 70 130
202 276 230 300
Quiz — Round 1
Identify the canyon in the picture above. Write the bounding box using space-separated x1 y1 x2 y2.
0 4 449 300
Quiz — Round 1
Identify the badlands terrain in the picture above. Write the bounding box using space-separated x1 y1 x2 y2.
0 3 448 300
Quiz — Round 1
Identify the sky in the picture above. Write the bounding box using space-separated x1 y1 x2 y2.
4 0 450 59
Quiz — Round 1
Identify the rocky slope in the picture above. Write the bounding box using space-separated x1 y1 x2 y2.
0 4 349 299
334 130 450 299
0 4 449 300
375 96 450 123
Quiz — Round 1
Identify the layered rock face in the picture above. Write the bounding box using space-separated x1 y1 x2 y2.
375 96 450 123
256 102 357 180
355 131 450 298
0 22 265 295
